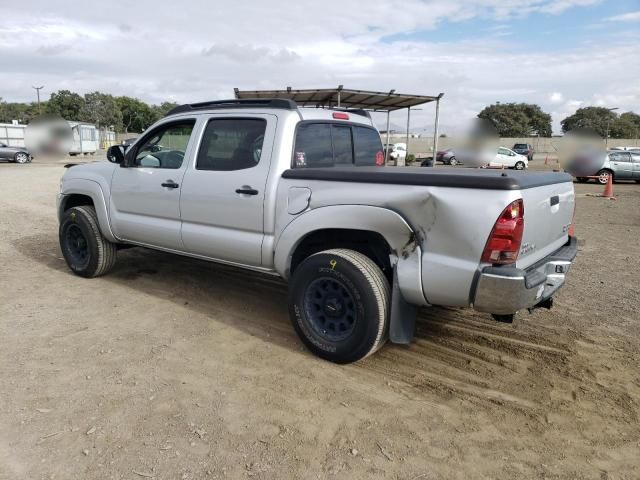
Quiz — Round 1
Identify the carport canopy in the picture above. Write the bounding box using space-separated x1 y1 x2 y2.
234 86 444 165
234 86 438 111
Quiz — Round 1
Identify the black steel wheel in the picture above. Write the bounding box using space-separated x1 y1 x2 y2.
303 277 358 342
64 224 90 270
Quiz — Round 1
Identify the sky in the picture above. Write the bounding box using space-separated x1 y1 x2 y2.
1 0 639 134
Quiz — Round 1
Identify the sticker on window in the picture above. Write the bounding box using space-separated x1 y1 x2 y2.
375 150 384 166
295 151 307 167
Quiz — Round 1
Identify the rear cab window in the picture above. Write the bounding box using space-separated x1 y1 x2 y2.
293 122 383 168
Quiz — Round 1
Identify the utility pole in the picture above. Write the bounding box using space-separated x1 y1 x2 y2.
605 107 618 146
32 85 44 114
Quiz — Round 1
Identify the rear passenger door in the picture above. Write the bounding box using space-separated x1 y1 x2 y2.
179 115 275 266
632 152 640 179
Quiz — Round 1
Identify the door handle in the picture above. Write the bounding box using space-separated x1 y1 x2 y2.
161 180 179 189
235 187 259 196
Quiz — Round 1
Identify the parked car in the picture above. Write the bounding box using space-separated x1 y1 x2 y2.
569 150 640 184
0 142 32 164
436 148 459 165
512 143 534 161
57 98 577 364
486 147 528 170
384 143 407 163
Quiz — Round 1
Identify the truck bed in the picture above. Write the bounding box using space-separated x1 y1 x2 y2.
282 166 573 190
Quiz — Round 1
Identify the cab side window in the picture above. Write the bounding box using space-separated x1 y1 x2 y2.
196 118 267 171
134 121 195 169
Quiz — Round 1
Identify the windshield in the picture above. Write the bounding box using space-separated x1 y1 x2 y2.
514 144 528 149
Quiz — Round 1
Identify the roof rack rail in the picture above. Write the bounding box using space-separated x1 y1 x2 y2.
165 98 298 116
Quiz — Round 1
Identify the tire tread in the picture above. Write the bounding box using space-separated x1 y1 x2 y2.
309 248 390 359
71 206 117 277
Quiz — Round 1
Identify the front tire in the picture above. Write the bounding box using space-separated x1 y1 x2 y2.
288 249 390 363
449 157 458 166
515 161 525 170
59 206 117 278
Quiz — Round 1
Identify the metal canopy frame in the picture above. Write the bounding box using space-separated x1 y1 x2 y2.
234 86 444 165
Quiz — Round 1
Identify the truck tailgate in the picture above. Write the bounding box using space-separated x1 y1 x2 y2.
517 180 575 269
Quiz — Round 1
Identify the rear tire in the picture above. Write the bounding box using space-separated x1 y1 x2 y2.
597 169 612 185
449 157 458 166
288 249 390 363
59 206 117 278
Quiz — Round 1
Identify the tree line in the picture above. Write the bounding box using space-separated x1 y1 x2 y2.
1 90 639 138
0 90 178 133
478 103 640 139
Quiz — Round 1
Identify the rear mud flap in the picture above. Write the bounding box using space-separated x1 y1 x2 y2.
389 267 417 344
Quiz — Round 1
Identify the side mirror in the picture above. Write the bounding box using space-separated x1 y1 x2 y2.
107 145 125 164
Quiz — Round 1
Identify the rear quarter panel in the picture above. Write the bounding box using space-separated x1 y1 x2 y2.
272 179 517 307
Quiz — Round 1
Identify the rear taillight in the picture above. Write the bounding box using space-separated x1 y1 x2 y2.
481 199 525 264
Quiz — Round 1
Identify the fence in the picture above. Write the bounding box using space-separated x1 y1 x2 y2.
0 123 27 147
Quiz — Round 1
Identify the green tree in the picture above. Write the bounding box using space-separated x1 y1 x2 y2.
0 99 41 123
115 96 156 133
151 101 179 122
478 103 552 137
610 111 640 139
46 90 85 120
79 92 123 131
560 107 618 138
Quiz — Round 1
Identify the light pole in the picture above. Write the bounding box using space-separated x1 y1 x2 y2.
605 107 618 146
32 85 44 114
431 93 444 167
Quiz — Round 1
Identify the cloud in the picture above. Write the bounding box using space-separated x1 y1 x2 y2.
0 0 638 134
606 11 640 22
550 92 564 104
36 43 70 56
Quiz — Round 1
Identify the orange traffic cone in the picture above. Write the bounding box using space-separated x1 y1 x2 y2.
602 173 615 199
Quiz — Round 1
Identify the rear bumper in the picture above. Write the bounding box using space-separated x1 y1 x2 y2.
473 237 577 315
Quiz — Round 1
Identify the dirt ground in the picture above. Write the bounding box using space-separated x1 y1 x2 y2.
1 156 639 480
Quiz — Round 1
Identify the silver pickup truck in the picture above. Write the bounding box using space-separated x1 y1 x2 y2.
57 99 577 363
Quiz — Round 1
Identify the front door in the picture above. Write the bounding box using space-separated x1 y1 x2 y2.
179 115 275 266
109 119 197 249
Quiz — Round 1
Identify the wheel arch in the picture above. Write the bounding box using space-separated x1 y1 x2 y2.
59 179 117 243
275 206 414 278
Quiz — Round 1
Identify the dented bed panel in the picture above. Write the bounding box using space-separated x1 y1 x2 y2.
273 178 517 307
